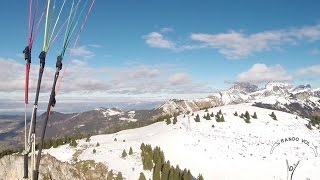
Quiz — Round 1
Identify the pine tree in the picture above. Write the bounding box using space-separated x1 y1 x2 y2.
206 113 211 120
244 111 251 123
139 172 147 180
210 112 214 117
159 150 165 165
173 165 180 180
197 174 204 180
218 109 222 115
166 118 172 125
220 114 225 122
153 160 161 180
121 149 127 158
129 147 133 155
173 116 178 124
215 113 221 122
107 170 114 180
270 112 277 120
52 140 58 148
252 112 257 119
93 149 96 154
168 166 175 180
234 111 238 116
146 156 153 170
240 113 244 118
153 147 160 164
140 143 145 150
194 114 200 122
161 161 170 180
85 134 91 142
245 111 250 120
115 172 123 180
70 139 77 147
187 170 192 180
182 169 188 180
96 142 100 147
205 108 208 112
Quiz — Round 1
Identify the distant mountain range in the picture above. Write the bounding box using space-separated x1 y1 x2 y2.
1 82 319 151
157 82 320 118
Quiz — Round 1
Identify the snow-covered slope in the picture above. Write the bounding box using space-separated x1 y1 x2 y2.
44 104 320 180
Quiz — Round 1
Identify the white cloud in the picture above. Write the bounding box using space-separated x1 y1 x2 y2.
88 44 102 48
160 27 174 33
237 63 292 84
144 24 320 59
0 58 212 101
169 73 192 85
296 65 320 76
191 25 320 59
70 46 95 59
143 32 176 50
191 31 284 59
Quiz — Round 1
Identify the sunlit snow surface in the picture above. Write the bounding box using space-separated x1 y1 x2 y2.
45 104 320 180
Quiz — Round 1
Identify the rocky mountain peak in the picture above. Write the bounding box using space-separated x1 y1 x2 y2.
293 84 312 92
265 82 292 91
229 82 259 94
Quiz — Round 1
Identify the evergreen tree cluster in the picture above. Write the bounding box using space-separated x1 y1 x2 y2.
166 118 172 125
107 170 124 180
121 147 134 158
194 114 201 122
215 110 225 122
138 172 147 180
203 113 211 120
238 111 250 123
0 133 91 159
238 111 257 123
269 112 277 120
0 149 16 159
156 114 173 122
173 116 178 125
37 133 90 150
140 143 156 170
234 111 238 116
311 116 320 128
140 143 203 180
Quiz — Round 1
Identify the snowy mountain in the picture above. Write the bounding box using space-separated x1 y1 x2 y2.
2 104 319 179
158 82 320 118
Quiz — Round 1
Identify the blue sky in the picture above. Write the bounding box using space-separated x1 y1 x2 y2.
0 0 320 112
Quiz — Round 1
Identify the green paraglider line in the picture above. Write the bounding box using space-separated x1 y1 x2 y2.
34 1 96 180
43 0 51 51
47 0 67 47
45 0 56 52
61 0 83 57
62 0 89 58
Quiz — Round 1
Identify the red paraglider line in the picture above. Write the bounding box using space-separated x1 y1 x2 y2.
29 0 39 47
25 64 30 104
28 0 32 46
